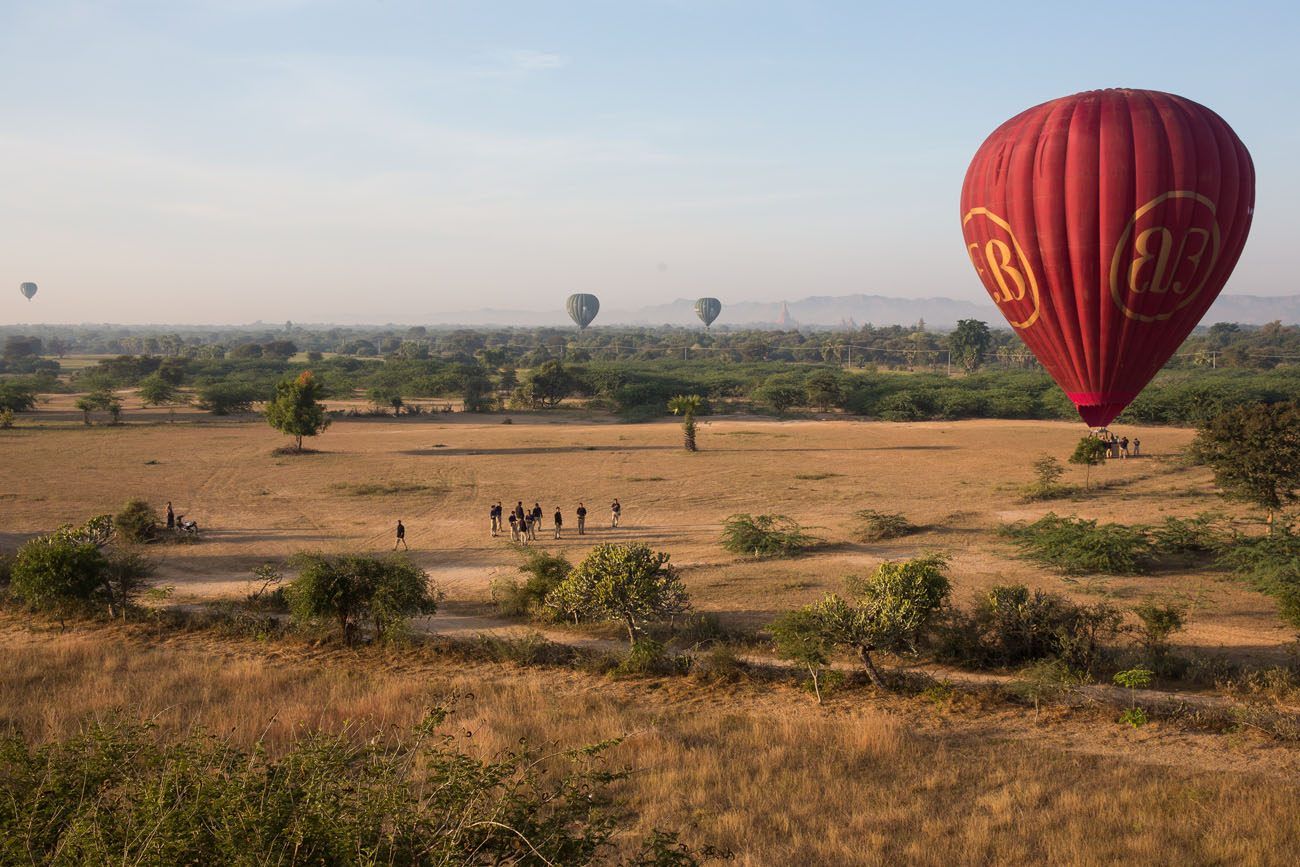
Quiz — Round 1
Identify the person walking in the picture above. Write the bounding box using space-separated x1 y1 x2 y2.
508 511 519 542
394 520 408 550
526 511 538 541
532 502 544 533
165 501 175 530
490 502 501 536
515 501 527 527
553 507 563 539
611 498 622 528
576 501 587 535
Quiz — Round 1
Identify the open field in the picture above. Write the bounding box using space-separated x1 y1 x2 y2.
2 616 1299 865
0 413 1292 661
4 412 1300 863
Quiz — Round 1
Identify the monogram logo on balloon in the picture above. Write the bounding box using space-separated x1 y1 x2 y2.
961 207 1041 329
1108 191 1221 322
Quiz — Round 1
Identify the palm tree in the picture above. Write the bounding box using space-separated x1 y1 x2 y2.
668 394 703 452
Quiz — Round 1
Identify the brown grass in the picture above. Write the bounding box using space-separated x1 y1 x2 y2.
0 416 1288 663
2 619 1298 865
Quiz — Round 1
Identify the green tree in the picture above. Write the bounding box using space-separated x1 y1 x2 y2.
752 376 805 416
1191 402 1300 530
368 387 403 415
810 554 951 688
264 370 331 452
196 382 261 415
545 543 689 645
770 607 835 703
137 374 177 408
1069 436 1109 490
949 319 993 372
286 553 439 644
667 394 702 451
114 499 158 543
519 360 575 408
74 390 121 426
10 537 107 615
804 369 844 411
0 383 36 413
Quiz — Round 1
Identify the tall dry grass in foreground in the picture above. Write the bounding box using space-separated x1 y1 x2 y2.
3 623 1298 866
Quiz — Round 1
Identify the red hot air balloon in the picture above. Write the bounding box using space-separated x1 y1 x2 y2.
960 89 1254 427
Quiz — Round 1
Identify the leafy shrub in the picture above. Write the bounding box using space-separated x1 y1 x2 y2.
854 509 918 541
770 607 835 702
1149 514 1228 556
286 553 440 644
809 554 952 688
1216 527 1300 595
936 584 1123 673
491 548 572 619
113 499 158 543
545 543 689 644
1002 513 1155 575
1215 528 1300 631
0 711 712 865
9 537 108 614
614 638 686 677
1022 455 1074 501
195 382 263 414
721 513 818 558
691 644 744 684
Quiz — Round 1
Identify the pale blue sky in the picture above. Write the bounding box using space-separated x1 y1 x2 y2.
2 0 1296 323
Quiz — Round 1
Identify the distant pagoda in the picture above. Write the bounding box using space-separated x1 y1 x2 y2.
776 302 797 329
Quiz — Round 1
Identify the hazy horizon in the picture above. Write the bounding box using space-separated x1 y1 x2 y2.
3 1 1298 325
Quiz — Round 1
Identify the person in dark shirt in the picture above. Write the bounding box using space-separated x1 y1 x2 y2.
576 502 587 535
490 502 501 536
611 498 621 528
532 502 543 529
508 511 519 542
165 502 175 530
1133 438 1141 457
394 520 408 550
1120 436 1130 458
515 501 526 524
553 507 563 539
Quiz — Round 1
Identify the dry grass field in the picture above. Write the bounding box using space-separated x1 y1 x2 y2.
3 411 1300 864
0 412 1292 658
1 616 1298 865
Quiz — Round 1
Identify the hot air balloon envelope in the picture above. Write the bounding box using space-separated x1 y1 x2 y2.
695 297 721 327
19 282 37 301
960 89 1254 427
566 293 600 329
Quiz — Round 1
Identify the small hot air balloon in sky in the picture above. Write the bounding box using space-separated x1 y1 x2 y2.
19 282 37 301
566 293 600 329
695 297 722 328
960 88 1254 427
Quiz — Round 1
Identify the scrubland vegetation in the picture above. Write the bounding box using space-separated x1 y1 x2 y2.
6 335 1300 862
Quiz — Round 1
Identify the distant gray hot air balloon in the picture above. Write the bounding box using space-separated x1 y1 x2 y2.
19 282 37 301
695 297 721 328
566 293 600 329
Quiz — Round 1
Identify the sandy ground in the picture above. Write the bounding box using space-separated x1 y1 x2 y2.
0 412 1293 663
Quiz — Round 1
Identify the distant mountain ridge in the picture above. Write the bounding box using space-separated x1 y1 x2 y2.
418 292 1300 329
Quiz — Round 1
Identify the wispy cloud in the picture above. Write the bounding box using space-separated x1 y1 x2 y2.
499 49 568 72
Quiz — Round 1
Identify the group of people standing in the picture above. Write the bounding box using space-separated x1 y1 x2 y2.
489 498 621 543
1094 430 1141 459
